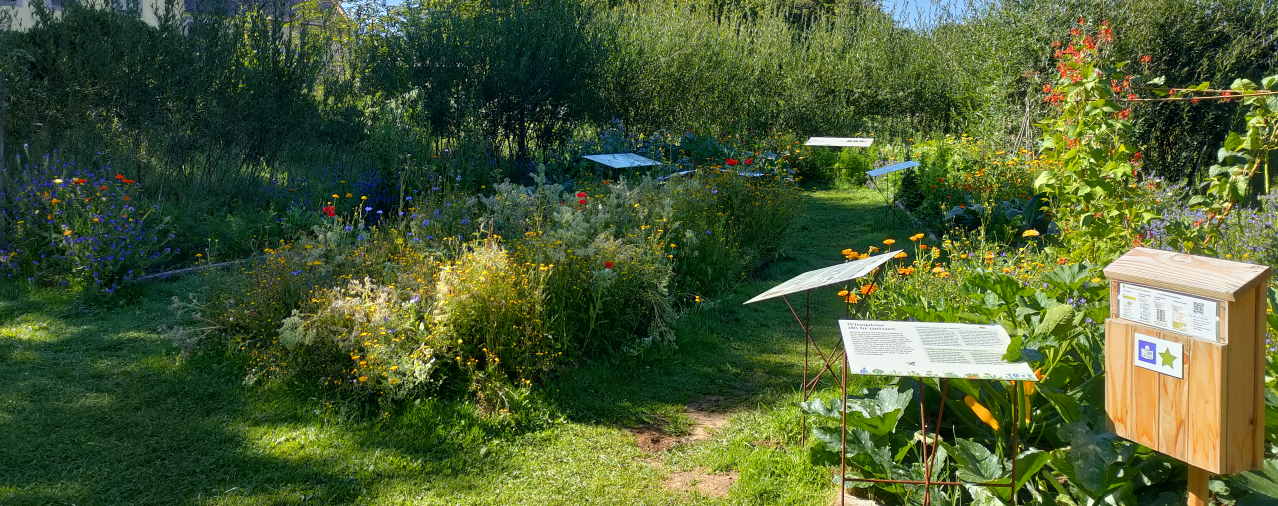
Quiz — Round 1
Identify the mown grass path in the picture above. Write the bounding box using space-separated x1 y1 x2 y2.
0 188 910 505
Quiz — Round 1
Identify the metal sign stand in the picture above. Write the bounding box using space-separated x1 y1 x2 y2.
865 160 919 226
831 365 1023 506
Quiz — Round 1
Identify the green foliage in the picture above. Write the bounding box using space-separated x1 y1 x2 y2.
1033 20 1155 262
190 167 800 411
1197 76 1278 232
357 0 609 162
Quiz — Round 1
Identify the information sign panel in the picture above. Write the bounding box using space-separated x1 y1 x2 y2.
805 137 874 148
839 320 1038 381
1117 283 1219 342
583 153 661 168
867 161 920 178
743 251 898 304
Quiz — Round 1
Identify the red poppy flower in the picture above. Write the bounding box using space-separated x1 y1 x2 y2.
576 191 587 198
603 261 614 269
725 158 739 166
321 205 336 217
122 179 136 184
744 158 754 165
115 173 125 180
578 199 587 205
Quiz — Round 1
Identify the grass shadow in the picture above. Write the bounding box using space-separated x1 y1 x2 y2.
0 278 516 505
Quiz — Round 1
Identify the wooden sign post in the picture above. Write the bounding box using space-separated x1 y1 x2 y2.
1103 248 1270 505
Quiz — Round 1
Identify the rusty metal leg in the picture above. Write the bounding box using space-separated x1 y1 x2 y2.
1011 381 1020 505
840 352 848 506
919 380 932 506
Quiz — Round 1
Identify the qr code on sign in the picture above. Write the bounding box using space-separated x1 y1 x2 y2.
1193 302 1204 314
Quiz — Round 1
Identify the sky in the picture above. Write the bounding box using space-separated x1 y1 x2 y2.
880 0 974 30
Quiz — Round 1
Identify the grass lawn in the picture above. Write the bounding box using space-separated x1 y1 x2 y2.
0 188 912 505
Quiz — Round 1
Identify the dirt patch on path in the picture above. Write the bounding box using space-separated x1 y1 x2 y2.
630 395 736 453
663 468 739 499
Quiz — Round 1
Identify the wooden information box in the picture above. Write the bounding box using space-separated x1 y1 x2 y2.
1103 247 1269 475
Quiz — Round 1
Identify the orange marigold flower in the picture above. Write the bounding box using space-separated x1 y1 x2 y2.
859 284 878 296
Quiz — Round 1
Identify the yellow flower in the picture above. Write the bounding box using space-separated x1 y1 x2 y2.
883 238 897 245
358 376 368 383
62 229 73 236
965 395 1000 431
331 194 340 199
1022 229 1040 238
360 195 368 200
868 246 880 253
897 267 915 275
694 295 703 304
837 289 850 297
345 193 353 198
909 233 925 242
894 251 908 259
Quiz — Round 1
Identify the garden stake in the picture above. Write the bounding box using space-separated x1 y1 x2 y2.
922 379 951 506
918 380 933 506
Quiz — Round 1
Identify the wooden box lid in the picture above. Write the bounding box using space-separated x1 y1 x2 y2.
1103 248 1270 302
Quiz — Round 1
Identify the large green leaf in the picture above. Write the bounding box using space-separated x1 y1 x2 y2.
1012 449 1053 495
1054 421 1123 497
951 438 1006 484
1035 303 1074 337
842 387 914 436
1232 458 1278 500
800 387 914 437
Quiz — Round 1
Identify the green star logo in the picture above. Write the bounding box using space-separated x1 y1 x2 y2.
1159 347 1177 368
